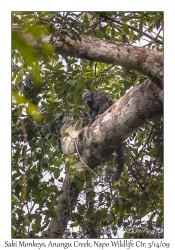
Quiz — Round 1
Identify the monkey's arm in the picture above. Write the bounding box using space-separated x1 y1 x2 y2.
87 106 95 126
87 105 99 126
97 97 111 115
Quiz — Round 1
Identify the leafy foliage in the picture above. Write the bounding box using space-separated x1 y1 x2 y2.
12 11 163 238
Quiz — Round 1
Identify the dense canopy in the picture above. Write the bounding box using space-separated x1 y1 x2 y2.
12 12 163 239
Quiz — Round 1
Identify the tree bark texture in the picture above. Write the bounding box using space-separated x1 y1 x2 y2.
12 27 163 237
76 79 163 169
12 28 163 89
46 175 80 238
46 79 163 237
54 33 163 89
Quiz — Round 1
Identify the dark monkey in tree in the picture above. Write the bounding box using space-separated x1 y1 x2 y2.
82 91 114 126
80 90 124 182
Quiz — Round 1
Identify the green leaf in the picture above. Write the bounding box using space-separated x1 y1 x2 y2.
122 23 129 34
88 191 95 199
57 190 64 196
12 172 21 181
120 189 126 197
45 115 54 124
86 187 93 192
77 77 85 89
27 173 35 181
55 62 64 71
33 176 39 188
12 30 34 65
139 202 148 216
76 180 84 191
15 184 21 197
62 132 70 137
28 176 39 189
48 209 57 218
96 210 103 220
53 168 60 179
79 205 85 215
99 193 105 202
55 112 62 119
78 173 86 181
47 79 55 96
65 163 70 174
70 222 79 227
86 207 93 220
156 215 163 226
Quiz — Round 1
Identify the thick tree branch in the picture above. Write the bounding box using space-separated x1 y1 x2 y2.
12 27 163 89
76 79 163 168
54 33 163 89
12 25 163 238
46 79 163 237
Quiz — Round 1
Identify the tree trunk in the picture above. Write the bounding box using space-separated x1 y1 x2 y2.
46 79 163 237
12 26 163 237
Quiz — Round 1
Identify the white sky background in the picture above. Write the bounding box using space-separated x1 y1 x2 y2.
0 1 175 249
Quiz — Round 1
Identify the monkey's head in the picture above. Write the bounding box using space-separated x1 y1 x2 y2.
82 91 93 105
